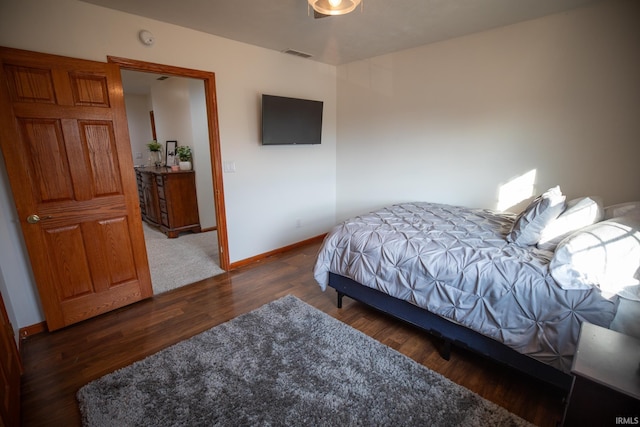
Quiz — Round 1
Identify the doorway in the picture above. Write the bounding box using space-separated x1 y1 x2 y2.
108 56 230 275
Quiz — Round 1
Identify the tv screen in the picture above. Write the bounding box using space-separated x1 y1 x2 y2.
261 94 323 145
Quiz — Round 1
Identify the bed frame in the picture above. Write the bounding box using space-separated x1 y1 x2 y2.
328 272 573 393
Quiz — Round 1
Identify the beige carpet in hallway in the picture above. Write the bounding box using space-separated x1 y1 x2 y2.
143 223 224 294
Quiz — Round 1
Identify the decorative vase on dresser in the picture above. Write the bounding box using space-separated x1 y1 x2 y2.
149 150 163 167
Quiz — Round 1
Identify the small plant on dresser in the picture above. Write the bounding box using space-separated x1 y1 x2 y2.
176 146 192 171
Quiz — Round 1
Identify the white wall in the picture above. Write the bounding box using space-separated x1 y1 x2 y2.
0 0 337 331
189 79 217 228
152 78 194 158
336 0 640 220
0 150 44 341
124 93 154 166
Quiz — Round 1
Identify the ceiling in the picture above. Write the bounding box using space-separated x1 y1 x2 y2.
81 0 603 65
120 69 177 95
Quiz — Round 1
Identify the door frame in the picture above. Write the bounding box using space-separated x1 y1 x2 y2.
107 56 229 271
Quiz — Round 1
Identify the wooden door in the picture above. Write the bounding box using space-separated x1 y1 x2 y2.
0 292 22 427
0 47 153 331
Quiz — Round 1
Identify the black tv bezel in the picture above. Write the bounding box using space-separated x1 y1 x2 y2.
261 94 323 146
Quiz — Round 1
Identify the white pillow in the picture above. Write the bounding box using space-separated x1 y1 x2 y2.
550 215 640 301
506 186 566 247
604 201 640 220
537 197 604 251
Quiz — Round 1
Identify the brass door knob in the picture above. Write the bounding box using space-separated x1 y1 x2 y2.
26 214 51 224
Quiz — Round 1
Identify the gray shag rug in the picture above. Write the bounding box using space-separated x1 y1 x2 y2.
77 295 532 427
143 223 224 294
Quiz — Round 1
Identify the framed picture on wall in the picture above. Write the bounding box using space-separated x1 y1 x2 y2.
166 140 177 166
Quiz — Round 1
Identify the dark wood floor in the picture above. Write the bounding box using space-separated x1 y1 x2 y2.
19 241 566 426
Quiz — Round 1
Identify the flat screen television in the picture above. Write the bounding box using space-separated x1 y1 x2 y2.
261 94 323 145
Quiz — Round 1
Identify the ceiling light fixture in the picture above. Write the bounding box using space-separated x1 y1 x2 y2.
308 0 362 16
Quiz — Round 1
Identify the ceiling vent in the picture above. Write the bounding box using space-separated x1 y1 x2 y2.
282 49 313 59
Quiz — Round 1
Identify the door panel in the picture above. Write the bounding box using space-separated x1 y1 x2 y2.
93 217 138 286
4 63 56 104
69 72 110 107
44 224 94 299
81 120 123 196
0 47 153 331
20 118 75 201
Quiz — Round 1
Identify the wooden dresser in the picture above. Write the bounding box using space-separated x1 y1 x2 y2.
135 167 201 238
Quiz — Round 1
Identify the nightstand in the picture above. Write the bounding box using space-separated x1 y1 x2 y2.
563 322 640 426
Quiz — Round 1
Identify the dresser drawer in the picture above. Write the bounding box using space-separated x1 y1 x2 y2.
156 184 165 200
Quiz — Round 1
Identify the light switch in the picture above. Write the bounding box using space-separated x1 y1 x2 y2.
223 161 236 173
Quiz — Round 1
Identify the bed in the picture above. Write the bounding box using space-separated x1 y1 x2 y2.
313 191 640 392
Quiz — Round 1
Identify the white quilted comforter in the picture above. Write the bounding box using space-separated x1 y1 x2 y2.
313 202 618 372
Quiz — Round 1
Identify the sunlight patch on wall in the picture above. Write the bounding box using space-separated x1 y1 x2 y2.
497 169 537 211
